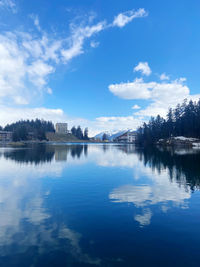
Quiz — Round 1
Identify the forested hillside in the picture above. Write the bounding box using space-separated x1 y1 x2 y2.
137 99 200 145
4 119 55 141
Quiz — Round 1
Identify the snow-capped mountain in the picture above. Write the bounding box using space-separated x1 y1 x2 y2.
94 130 133 141
94 131 111 140
109 130 128 141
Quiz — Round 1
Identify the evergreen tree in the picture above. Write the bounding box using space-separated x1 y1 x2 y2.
76 126 83 140
84 128 89 140
71 126 77 137
71 126 86 140
136 98 200 145
102 133 108 141
166 108 174 137
4 119 55 141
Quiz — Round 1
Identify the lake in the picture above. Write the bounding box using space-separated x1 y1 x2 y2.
0 143 200 266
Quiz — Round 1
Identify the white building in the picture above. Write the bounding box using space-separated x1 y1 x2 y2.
114 131 137 143
127 132 137 143
55 123 68 134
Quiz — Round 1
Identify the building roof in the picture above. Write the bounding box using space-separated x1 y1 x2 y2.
116 131 137 139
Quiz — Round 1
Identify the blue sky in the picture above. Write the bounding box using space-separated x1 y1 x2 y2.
0 0 200 135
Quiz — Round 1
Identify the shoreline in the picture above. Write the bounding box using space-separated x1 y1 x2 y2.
156 136 200 148
0 140 137 147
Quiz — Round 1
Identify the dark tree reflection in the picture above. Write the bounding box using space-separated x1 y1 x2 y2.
3 144 89 165
4 144 54 165
135 146 200 191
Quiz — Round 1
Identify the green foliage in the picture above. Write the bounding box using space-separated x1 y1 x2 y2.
84 128 89 140
71 126 89 140
102 133 108 141
137 99 200 145
76 126 83 140
4 119 55 141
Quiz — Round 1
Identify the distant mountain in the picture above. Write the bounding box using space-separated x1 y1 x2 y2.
94 131 112 140
94 130 132 141
109 130 128 141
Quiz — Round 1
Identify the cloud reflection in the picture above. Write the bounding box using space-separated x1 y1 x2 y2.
0 150 100 265
108 148 193 226
134 208 152 227
0 144 197 231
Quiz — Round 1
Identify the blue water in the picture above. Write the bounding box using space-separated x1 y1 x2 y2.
0 144 200 266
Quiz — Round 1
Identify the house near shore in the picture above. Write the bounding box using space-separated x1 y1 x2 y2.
114 131 137 143
0 131 13 142
55 123 68 134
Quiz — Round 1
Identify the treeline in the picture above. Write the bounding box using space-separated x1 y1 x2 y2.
4 119 55 141
137 99 200 145
71 126 89 140
0 120 90 142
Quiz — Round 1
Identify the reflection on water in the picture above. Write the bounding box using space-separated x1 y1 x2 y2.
136 146 200 190
2 144 89 164
0 144 200 266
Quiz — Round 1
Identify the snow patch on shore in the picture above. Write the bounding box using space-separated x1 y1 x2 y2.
173 136 198 142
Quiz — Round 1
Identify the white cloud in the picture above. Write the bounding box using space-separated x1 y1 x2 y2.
160 73 169 80
28 60 55 88
61 22 106 62
134 62 151 76
62 115 141 137
135 80 200 117
112 8 147 28
94 116 141 133
29 14 41 32
0 34 27 104
132 104 140 110
61 9 148 61
0 20 107 106
109 78 153 99
0 106 66 126
0 9 147 108
109 68 200 118
0 105 141 135
0 32 61 106
47 87 53 94
90 40 99 48
0 10 148 133
0 0 16 13
13 96 29 105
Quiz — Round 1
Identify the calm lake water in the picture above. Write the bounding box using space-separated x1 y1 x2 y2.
0 143 200 266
